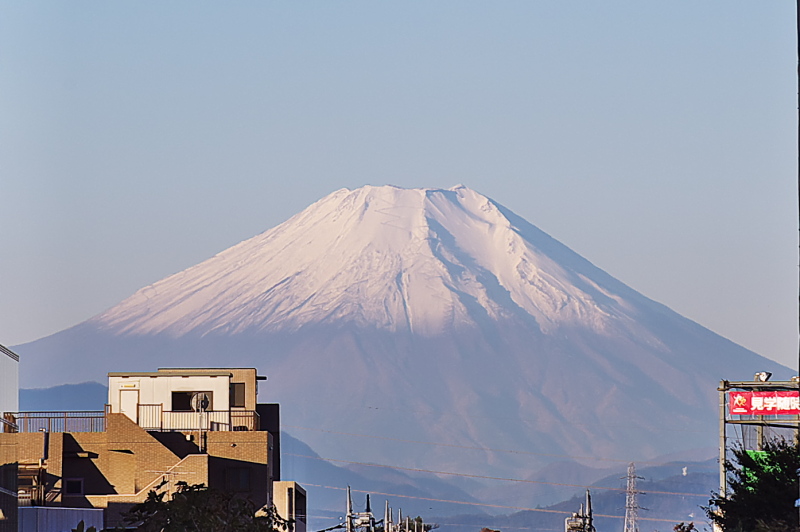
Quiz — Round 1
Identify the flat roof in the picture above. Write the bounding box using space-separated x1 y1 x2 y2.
157 367 257 372
108 370 234 378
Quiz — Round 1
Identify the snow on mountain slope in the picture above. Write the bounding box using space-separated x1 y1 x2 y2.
92 185 648 339
16 185 789 482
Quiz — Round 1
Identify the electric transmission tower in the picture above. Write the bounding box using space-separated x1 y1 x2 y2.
622 462 645 532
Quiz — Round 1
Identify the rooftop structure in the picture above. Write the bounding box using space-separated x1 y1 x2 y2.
108 367 264 433
7 367 266 436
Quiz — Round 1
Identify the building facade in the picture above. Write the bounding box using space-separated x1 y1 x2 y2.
0 367 290 531
0 344 18 529
107 367 262 432
274 481 307 532
0 345 18 422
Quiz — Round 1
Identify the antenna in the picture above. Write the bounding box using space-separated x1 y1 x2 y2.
191 392 210 453
190 392 210 412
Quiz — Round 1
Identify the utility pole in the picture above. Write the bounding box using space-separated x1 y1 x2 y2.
794 0 800 511
719 381 728 498
346 486 353 532
384 501 392 532
622 463 644 532
585 490 594 532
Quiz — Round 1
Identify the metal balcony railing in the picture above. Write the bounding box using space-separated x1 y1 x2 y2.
3 406 259 433
137 404 259 432
6 411 106 433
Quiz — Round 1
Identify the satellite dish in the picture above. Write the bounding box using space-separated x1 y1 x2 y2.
191 392 211 412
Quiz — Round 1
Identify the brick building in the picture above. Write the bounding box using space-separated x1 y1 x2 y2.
0 344 19 528
0 367 304 531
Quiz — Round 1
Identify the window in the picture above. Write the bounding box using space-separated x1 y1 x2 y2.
64 478 84 496
230 383 246 408
172 392 192 411
225 468 251 492
171 391 213 411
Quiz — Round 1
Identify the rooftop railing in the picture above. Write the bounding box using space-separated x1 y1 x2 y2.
138 404 259 432
3 406 259 433
6 411 106 433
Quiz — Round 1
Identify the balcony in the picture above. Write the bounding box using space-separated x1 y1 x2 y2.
137 404 259 431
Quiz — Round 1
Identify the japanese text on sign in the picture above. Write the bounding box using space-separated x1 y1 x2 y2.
728 391 800 416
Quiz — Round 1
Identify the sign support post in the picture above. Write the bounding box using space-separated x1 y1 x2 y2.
718 378 800 504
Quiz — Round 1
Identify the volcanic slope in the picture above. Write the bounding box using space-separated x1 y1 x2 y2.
17 185 787 477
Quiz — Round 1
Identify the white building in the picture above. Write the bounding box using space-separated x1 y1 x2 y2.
107 367 263 432
0 344 18 417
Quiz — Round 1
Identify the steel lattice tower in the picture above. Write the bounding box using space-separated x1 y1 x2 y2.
623 463 644 532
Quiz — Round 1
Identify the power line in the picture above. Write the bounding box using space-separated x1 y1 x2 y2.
284 401 709 435
283 453 708 498
283 426 717 468
302 483 707 526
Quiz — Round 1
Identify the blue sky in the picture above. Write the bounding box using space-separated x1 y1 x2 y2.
1 1 797 368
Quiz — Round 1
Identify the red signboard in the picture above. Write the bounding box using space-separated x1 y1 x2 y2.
728 391 800 416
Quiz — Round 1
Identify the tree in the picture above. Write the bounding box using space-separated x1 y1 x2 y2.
705 437 800 531
71 521 98 532
122 480 292 532
673 523 696 532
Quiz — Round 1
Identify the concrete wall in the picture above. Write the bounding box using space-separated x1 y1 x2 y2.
274 481 307 532
152 368 259 410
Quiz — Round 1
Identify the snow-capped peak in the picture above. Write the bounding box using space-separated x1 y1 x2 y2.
91 185 634 338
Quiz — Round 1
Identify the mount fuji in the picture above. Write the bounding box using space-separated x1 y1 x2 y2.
16 185 788 482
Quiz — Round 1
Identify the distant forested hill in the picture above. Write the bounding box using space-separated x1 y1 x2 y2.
20 381 107 411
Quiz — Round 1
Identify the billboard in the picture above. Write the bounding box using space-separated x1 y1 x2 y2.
728 391 800 416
